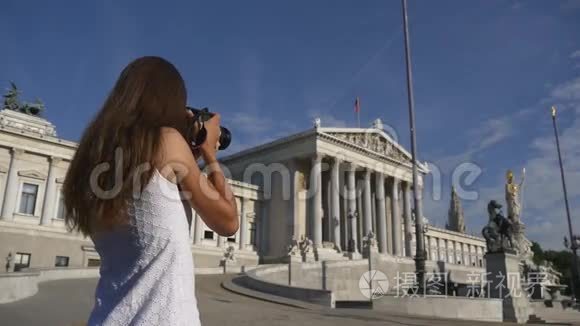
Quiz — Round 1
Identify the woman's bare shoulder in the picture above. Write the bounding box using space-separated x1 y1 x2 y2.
159 127 189 153
157 127 196 171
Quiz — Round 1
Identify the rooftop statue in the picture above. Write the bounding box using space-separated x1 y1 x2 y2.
2 82 45 116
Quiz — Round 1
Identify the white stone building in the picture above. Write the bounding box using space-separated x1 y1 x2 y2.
0 109 261 270
0 110 485 272
221 119 486 266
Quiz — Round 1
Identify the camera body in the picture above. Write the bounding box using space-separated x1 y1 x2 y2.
186 107 231 151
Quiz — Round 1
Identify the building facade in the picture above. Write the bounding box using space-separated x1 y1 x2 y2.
221 119 486 266
0 109 261 270
0 110 485 271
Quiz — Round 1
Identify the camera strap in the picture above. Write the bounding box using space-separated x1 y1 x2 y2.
188 109 208 150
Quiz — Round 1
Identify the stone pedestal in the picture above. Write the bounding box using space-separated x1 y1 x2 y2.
362 244 379 259
287 254 303 286
303 251 316 263
485 251 532 324
346 251 362 260
220 259 237 274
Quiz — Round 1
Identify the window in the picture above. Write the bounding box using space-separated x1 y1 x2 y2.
204 230 214 240
87 259 101 267
14 252 31 271
55 256 69 267
227 237 236 243
56 194 66 219
250 222 256 245
19 183 39 215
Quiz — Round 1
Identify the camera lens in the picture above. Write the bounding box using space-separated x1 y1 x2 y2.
218 127 231 150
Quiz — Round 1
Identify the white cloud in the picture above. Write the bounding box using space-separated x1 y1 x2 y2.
227 112 273 135
570 50 580 59
470 117 514 151
550 77 580 101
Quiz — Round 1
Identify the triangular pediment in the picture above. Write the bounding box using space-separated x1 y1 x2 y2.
18 170 47 180
319 128 428 171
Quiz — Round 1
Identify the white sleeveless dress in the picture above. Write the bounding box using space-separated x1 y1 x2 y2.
88 170 201 326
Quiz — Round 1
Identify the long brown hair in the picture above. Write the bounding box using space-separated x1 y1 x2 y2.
63 56 189 236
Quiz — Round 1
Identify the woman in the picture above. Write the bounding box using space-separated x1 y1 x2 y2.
63 56 238 325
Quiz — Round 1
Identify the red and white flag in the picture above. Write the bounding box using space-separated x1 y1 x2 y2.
354 96 361 113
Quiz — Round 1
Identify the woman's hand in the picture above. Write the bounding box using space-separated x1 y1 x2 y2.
200 113 221 162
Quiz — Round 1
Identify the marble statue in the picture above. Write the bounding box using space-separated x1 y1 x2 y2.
298 235 313 257
482 200 514 253
362 230 377 249
313 117 321 129
5 252 13 273
505 169 525 224
222 245 236 263
287 236 299 256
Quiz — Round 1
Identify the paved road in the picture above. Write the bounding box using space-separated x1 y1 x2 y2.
0 275 521 326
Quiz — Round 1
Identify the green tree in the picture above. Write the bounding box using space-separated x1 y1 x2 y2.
530 241 545 266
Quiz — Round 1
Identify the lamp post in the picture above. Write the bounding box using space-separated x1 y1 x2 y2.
552 106 579 302
401 0 426 291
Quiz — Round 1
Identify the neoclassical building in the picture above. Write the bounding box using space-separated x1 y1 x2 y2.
0 109 262 270
221 119 486 266
0 108 485 271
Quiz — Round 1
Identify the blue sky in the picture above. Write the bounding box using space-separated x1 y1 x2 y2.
1 0 579 249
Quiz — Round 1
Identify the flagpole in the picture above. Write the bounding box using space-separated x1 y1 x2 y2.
402 0 426 292
551 106 579 302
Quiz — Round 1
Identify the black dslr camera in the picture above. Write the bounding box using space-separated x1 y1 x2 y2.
186 107 231 151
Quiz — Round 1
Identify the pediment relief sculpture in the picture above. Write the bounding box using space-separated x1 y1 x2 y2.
326 132 408 163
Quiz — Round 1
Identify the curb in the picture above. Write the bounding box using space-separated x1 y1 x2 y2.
221 275 325 311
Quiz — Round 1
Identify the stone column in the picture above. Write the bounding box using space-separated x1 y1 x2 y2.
391 178 402 256
363 169 373 237
239 198 249 250
41 156 60 225
467 244 473 266
375 172 387 254
385 188 393 254
403 182 413 257
193 212 202 245
347 164 358 253
311 155 323 248
330 157 341 251
425 236 431 260
217 235 224 248
1 148 23 221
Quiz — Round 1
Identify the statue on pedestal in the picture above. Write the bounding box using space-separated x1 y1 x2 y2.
221 245 236 264
299 236 312 255
505 169 525 224
287 236 299 256
482 200 514 252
